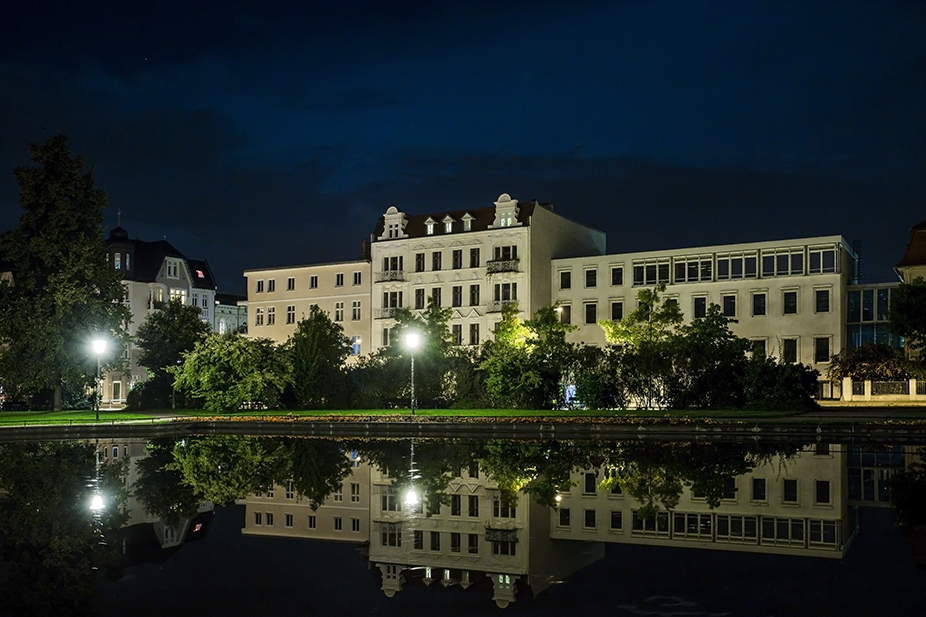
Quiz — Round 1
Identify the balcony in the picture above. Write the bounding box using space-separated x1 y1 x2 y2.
487 300 518 313
486 259 519 274
375 307 399 319
375 270 405 283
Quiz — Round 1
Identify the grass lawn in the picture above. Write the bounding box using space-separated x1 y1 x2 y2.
0 410 157 426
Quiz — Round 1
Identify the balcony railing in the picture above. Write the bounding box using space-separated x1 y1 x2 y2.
487 300 518 313
486 259 519 274
375 307 399 319
375 270 405 283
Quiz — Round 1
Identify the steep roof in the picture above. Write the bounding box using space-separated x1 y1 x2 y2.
106 227 214 289
895 218 926 268
187 259 216 291
370 201 540 241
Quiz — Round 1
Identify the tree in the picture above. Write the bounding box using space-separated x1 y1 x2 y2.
171 334 291 412
827 343 915 384
290 305 351 409
133 439 204 528
598 283 682 408
741 354 820 411
889 277 926 355
0 135 129 409
132 299 212 408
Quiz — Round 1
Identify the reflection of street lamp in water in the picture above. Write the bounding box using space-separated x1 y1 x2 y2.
403 332 421 415
91 338 107 421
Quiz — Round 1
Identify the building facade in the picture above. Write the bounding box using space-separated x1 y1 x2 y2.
104 227 217 407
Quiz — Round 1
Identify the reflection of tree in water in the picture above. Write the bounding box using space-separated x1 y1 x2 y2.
0 442 128 616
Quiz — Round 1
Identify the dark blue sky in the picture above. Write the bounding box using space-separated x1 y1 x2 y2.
2 1 924 293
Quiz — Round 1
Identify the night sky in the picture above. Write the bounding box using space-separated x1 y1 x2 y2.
2 1 924 294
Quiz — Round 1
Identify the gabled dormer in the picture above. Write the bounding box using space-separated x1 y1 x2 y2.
461 212 475 232
442 215 455 234
378 206 409 241
424 216 438 236
490 193 521 228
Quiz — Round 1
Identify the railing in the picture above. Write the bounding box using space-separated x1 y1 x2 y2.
919 381 926 396
851 381 865 396
486 259 519 274
487 300 518 313
375 271 405 283
375 307 399 319
872 381 909 396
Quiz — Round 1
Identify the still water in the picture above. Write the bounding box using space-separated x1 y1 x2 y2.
0 430 923 616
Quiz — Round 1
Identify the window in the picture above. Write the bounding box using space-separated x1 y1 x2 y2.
584 509 597 529
468 534 479 554
610 511 623 531
431 287 441 308
585 269 597 288
631 510 670 537
381 525 401 547
353 271 362 286
469 284 480 306
415 288 425 309
450 532 461 553
584 472 597 494
815 289 830 313
267 307 275 325
268 279 276 292
333 487 343 502
674 255 712 283
815 480 831 505
334 302 344 322
762 248 804 277
452 250 462 269
752 478 767 501
254 308 264 326
335 273 344 287
468 496 479 517
308 515 316 529
286 305 295 324
452 285 462 307
722 294 736 317
610 301 623 321
430 531 440 551
265 512 274 526
167 260 180 279
808 246 837 274
584 302 597 325
285 513 294 528
693 296 707 318
761 517 804 545
716 515 758 543
351 335 361 355
452 324 462 345
492 541 516 556
673 512 713 539
782 338 798 363
559 304 572 324
350 483 360 502
287 277 295 291
809 520 838 546
256 280 264 293
451 494 462 516
492 496 516 518
632 259 670 286
351 518 360 532
752 292 766 316
470 248 480 268
114 253 121 269
560 270 571 289
611 266 623 286
494 282 517 302
414 253 425 272
814 337 830 363
783 478 798 503
494 245 518 261
309 275 318 289
558 508 571 527
716 252 758 280
783 290 798 314
254 512 262 525
381 487 399 512
413 531 423 550
469 323 479 345
468 463 479 479
352 301 361 321
432 252 442 271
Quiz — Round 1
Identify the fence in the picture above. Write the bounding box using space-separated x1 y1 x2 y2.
843 378 925 402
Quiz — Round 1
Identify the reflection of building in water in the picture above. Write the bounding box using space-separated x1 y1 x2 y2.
552 446 855 559
848 445 924 506
241 450 371 544
368 462 604 608
94 439 213 564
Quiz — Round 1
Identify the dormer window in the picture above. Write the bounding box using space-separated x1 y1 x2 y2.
462 213 474 231
491 193 520 228
427 223 435 235
443 215 455 233
166 259 180 279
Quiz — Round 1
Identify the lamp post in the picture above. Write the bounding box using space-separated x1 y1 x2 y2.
404 332 421 415
91 338 107 421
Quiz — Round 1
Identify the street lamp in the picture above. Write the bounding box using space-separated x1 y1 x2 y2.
403 332 421 415
91 338 107 421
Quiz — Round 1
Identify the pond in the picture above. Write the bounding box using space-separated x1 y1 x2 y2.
0 427 924 616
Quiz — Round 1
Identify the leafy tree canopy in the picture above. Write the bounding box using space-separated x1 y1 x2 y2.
827 343 916 383
136 298 212 380
599 282 682 347
889 277 926 354
290 305 351 409
0 135 129 408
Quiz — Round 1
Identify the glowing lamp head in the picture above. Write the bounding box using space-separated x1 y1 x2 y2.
90 495 105 511
91 339 107 355
404 488 420 508
404 332 421 351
